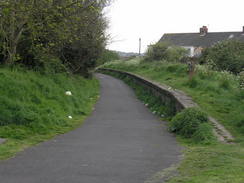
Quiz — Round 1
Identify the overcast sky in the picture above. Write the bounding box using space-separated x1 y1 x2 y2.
105 0 244 53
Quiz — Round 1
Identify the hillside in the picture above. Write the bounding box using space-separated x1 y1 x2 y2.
0 67 99 159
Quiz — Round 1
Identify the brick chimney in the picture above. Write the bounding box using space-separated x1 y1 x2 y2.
200 26 208 35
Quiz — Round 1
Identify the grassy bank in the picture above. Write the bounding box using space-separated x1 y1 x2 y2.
0 67 99 160
101 59 244 183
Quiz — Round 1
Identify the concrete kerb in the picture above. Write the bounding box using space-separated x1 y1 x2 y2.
97 68 234 143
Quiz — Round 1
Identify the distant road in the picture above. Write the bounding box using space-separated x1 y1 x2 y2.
0 73 182 183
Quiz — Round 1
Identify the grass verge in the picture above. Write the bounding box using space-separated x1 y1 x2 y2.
0 67 99 160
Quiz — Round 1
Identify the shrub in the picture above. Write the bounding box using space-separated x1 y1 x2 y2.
144 42 187 62
166 46 188 62
32 54 68 74
169 108 209 138
144 42 169 61
199 40 244 74
97 49 120 66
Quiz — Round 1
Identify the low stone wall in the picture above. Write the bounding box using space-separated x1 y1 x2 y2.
97 68 234 143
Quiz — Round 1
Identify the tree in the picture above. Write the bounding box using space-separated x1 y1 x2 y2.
96 49 120 66
0 0 32 65
0 0 110 75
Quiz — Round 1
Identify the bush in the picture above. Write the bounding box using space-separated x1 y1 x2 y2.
169 108 210 139
199 41 244 74
144 42 187 62
97 49 120 66
166 46 188 62
33 54 68 74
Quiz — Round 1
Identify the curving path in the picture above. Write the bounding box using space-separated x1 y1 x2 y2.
0 74 182 183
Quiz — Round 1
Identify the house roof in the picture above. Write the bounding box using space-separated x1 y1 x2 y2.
159 32 244 47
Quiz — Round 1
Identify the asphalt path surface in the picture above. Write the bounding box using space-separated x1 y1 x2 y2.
0 73 182 183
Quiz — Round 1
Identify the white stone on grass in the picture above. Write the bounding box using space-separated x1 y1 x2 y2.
65 91 72 96
68 116 73 119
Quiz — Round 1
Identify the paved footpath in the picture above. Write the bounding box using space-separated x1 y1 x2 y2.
0 74 182 183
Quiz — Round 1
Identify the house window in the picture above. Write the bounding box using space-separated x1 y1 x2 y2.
183 47 194 57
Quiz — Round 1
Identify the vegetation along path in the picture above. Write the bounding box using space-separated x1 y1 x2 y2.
0 74 182 183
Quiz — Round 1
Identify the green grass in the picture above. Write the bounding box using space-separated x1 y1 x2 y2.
0 67 99 160
101 59 244 183
169 142 244 183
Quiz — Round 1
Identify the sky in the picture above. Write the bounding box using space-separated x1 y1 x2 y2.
105 0 244 53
